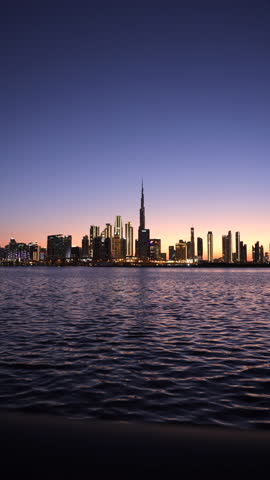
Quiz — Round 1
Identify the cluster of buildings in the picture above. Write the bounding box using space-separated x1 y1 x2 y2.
0 185 269 265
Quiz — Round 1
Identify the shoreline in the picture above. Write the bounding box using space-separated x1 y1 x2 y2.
0 263 270 268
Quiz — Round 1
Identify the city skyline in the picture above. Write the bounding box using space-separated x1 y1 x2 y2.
1 3 270 257
1 182 269 262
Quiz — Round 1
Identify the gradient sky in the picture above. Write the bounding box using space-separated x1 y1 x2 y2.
1 1 270 258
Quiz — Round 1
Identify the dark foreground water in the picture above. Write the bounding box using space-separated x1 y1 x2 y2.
0 267 269 429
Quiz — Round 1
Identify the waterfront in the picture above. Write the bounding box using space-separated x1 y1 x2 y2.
0 267 269 429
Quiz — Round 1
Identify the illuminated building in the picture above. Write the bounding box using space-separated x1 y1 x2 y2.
105 223 112 239
207 231 213 262
175 240 187 262
16 243 30 262
111 235 123 260
114 216 123 238
82 235 89 258
149 239 161 260
89 226 100 258
28 241 40 261
137 182 150 260
197 237 203 260
39 248 46 261
125 222 134 257
7 238 17 261
187 241 193 260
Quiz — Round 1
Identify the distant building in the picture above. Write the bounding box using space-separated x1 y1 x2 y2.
252 241 260 263
39 248 47 261
93 236 103 261
89 226 100 258
114 216 123 238
104 237 111 261
111 234 125 260
137 182 150 260
169 246 175 261
105 223 112 239
125 222 134 257
197 237 203 260
190 227 195 260
186 242 192 260
149 239 161 260
82 235 89 258
16 243 30 262
160 253 166 261
207 232 213 262
175 240 187 262
235 232 240 262
47 235 66 261
240 241 247 263
71 246 81 260
223 231 232 263
64 235 72 259
29 242 40 261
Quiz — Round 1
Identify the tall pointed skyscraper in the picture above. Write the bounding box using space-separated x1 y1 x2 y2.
140 181 145 230
137 181 150 260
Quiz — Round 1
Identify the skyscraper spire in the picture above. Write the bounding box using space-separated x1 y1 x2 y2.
140 179 145 229
137 180 149 260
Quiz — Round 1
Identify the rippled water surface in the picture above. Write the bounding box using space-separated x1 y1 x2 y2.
0 267 269 429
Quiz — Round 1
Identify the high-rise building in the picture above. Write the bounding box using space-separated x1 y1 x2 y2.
7 238 17 261
259 245 264 263
240 241 247 262
175 240 187 262
207 231 213 262
82 235 89 258
149 239 161 260
169 246 175 261
89 226 100 258
104 237 111 261
28 241 40 261
187 241 193 260
125 222 134 257
190 227 195 260
137 182 150 260
105 223 112 239
114 216 123 238
235 232 240 262
111 235 125 260
64 235 72 259
71 246 81 260
39 248 46 261
197 237 203 260
252 241 260 263
223 230 232 263
47 234 66 261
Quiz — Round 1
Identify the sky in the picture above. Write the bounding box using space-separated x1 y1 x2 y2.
1 0 270 259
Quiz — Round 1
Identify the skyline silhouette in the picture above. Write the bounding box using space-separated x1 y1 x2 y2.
1 2 269 254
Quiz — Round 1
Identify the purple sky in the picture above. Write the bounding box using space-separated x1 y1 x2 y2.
1 1 270 257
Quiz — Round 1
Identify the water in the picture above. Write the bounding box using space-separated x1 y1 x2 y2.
0 267 269 429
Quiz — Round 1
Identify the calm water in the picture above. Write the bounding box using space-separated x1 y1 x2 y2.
0 267 269 429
